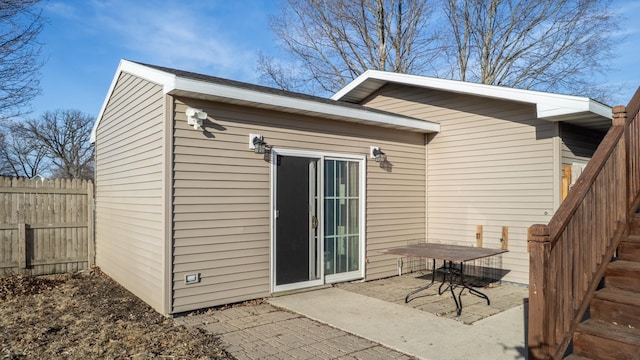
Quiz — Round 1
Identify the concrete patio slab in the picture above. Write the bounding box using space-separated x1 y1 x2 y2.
269 287 527 360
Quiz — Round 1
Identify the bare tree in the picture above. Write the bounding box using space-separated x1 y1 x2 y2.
258 0 437 94
263 0 617 101
0 126 48 178
0 130 11 175
440 0 616 99
14 110 94 179
0 0 44 121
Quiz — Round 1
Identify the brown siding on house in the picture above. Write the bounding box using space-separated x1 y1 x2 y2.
362 84 556 284
95 72 166 312
171 98 425 313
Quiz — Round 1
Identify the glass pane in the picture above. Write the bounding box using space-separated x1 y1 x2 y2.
324 237 335 275
336 236 347 273
348 236 359 271
337 201 346 235
324 198 334 236
348 162 359 197
336 161 346 197
325 160 334 197
347 199 358 234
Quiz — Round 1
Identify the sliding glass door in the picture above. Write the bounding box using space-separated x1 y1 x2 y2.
272 150 364 292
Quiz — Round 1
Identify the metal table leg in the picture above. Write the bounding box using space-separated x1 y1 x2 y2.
433 261 463 315
457 263 490 304
449 262 491 315
404 259 437 303
437 260 461 295
405 260 492 317
447 261 461 314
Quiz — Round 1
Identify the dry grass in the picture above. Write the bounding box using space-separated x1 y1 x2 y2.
0 269 234 359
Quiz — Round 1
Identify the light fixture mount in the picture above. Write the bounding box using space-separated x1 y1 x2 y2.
185 108 207 130
249 134 267 154
370 146 386 162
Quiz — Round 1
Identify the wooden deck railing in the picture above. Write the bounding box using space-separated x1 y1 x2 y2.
528 93 640 359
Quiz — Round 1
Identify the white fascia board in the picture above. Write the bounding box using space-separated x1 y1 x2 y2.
90 60 176 143
92 62 439 144
589 101 613 119
333 70 611 120
331 69 375 101
171 77 440 133
536 98 611 120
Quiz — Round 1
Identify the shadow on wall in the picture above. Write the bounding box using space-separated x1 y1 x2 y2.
379 159 393 172
559 122 606 158
199 119 227 139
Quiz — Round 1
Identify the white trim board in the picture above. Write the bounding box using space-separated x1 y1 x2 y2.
91 60 440 143
332 70 612 124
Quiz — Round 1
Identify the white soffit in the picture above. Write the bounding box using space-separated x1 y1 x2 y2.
91 61 439 143
332 70 612 123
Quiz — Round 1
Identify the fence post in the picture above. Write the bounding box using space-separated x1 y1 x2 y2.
87 181 95 267
528 224 551 360
18 223 30 270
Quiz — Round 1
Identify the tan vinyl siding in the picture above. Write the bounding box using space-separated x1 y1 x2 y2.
95 72 166 312
560 123 604 167
171 98 425 313
363 84 556 284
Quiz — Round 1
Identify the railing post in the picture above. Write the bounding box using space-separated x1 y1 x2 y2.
528 224 551 360
611 105 632 231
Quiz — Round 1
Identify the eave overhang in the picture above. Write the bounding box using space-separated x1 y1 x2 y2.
332 70 612 131
90 61 440 143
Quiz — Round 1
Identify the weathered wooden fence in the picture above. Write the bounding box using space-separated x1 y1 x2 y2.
0 177 94 276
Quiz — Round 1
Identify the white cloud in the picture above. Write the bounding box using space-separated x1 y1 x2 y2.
70 0 270 82
45 2 80 18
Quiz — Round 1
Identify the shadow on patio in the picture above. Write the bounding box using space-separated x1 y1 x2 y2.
336 269 527 325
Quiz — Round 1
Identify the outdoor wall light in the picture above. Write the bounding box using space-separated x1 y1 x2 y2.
249 134 267 154
185 107 207 130
370 146 386 162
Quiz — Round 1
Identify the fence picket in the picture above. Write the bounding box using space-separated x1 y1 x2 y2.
0 176 93 276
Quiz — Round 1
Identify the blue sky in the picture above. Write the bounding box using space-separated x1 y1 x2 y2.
29 0 640 120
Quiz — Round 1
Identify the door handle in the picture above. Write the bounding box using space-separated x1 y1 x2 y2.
312 215 318 229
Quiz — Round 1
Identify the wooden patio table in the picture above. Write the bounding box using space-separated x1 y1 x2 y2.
381 243 508 316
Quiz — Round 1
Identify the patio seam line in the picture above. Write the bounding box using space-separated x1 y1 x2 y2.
340 344 391 357
200 313 306 335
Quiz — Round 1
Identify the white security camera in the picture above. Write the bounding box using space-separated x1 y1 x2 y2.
186 108 207 130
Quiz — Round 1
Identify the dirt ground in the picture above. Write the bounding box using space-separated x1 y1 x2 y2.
0 269 234 359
